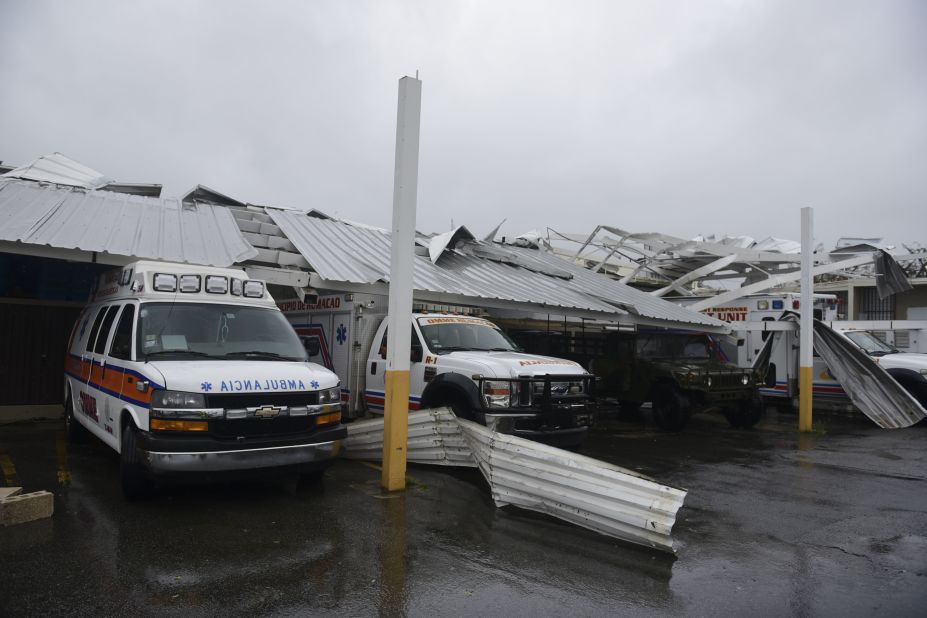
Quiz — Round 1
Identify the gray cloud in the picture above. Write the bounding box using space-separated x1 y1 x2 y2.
2 0 924 248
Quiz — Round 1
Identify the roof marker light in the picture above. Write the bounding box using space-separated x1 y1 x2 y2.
243 280 265 298
205 275 229 294
179 274 201 293
153 273 177 292
231 278 243 296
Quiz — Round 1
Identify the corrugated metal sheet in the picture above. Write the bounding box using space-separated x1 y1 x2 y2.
457 418 688 553
812 320 926 428
343 409 476 467
0 179 258 267
268 210 722 328
0 153 112 188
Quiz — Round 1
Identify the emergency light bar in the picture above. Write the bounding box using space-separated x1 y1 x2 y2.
148 271 264 299
205 275 229 294
153 273 177 292
179 274 201 293
243 280 265 298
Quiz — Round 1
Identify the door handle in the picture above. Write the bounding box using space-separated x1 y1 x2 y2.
370 362 377 375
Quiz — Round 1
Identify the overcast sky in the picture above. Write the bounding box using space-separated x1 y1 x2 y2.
2 0 924 249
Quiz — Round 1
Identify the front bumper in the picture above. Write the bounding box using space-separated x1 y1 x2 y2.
482 404 595 448
136 424 347 474
141 440 343 473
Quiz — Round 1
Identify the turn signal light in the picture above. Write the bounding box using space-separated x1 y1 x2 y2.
315 412 342 426
150 419 209 432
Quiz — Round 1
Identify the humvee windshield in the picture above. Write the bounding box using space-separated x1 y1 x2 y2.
636 334 710 360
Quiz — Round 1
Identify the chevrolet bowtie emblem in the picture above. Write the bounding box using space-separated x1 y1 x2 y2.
254 406 280 419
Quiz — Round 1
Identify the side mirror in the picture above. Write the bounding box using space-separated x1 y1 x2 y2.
302 337 320 357
379 345 387 360
411 346 423 363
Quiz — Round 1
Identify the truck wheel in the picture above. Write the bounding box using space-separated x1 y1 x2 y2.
448 397 475 421
652 386 691 432
724 394 765 429
120 423 152 501
65 393 86 443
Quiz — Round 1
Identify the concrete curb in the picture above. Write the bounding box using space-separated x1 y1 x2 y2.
0 490 54 526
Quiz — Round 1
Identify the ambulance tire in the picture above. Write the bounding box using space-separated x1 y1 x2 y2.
120 423 153 501
651 386 691 432
65 392 86 444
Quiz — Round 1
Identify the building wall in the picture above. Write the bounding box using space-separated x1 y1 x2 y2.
0 254 109 406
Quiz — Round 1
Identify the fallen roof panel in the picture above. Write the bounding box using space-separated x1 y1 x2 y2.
0 179 257 267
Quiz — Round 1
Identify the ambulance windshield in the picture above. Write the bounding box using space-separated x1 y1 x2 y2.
417 317 520 354
139 303 307 361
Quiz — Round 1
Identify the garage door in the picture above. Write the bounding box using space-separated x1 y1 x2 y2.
0 302 82 406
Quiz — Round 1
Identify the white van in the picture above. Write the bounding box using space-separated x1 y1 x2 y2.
64 261 345 499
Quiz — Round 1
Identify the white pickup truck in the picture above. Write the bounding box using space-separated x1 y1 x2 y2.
836 329 927 406
280 293 596 448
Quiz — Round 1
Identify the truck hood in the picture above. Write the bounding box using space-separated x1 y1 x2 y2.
876 353 927 372
439 351 587 379
146 360 340 394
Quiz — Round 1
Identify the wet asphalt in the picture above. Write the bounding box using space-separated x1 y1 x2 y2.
1 409 925 617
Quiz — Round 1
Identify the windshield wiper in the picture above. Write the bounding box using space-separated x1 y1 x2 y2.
222 351 300 361
145 350 214 359
434 346 474 352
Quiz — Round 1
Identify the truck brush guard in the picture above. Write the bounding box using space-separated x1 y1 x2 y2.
478 374 596 413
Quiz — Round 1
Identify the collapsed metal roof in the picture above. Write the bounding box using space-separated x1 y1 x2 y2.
0 178 257 267
1 153 162 197
263 210 724 329
547 225 925 303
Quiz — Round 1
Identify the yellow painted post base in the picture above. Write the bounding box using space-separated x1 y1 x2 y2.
381 369 410 491
799 366 813 432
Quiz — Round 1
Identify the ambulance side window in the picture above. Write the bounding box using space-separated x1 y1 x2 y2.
85 306 109 353
93 306 120 355
109 305 136 360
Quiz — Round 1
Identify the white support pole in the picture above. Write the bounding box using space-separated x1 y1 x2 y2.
382 75 422 491
799 207 814 432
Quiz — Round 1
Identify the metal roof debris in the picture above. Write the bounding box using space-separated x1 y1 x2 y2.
1 153 162 197
0 178 257 266
266 209 725 328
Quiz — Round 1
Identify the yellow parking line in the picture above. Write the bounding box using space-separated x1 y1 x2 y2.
56 432 72 486
0 454 18 486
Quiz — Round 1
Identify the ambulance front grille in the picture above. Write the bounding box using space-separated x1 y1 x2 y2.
204 392 319 409
211 417 315 438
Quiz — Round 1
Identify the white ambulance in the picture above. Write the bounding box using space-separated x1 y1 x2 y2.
64 261 345 499
279 293 596 448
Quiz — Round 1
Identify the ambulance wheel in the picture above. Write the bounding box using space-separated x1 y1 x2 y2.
651 386 691 432
65 393 86 444
120 423 152 501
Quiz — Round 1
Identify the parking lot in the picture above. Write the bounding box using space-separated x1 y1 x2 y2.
1 409 925 617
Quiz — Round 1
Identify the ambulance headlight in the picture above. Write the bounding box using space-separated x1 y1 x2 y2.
151 390 207 409
482 380 512 408
317 386 341 405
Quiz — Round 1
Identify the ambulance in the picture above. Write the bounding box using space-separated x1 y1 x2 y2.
279 293 597 448
64 261 345 499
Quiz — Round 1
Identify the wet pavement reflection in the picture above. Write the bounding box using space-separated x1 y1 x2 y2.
2 409 926 616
